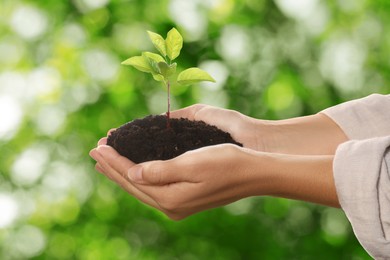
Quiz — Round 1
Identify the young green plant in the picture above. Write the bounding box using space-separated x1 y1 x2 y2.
121 27 216 128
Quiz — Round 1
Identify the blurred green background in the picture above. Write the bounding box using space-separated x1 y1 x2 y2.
1 0 389 259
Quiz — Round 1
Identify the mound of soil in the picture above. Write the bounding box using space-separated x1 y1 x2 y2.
107 115 242 163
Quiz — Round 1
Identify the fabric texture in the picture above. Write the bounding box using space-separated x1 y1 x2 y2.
322 94 390 140
321 94 390 259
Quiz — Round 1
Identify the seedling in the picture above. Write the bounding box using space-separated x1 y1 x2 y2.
121 27 216 128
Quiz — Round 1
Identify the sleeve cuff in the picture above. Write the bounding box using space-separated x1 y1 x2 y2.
333 136 390 258
321 94 390 140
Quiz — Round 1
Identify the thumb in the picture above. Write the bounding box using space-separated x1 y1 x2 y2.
127 161 183 185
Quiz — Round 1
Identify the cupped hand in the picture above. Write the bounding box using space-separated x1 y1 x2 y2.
170 104 349 155
90 143 269 220
90 145 162 211
170 104 267 151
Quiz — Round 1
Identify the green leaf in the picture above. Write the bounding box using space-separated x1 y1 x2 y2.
152 73 165 82
158 62 177 78
142 52 165 63
166 28 183 61
121 56 153 73
177 68 216 85
147 31 167 57
142 52 165 74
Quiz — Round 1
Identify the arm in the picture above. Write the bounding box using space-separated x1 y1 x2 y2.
90 94 390 257
152 93 390 155
170 104 348 155
90 144 339 220
321 94 390 140
89 103 347 219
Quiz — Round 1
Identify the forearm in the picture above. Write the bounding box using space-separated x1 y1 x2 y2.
256 113 348 155
242 150 340 207
271 154 339 207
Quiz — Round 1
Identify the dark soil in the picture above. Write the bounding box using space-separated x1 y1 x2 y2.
107 115 242 163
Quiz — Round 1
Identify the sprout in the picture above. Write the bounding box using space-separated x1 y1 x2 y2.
121 27 216 128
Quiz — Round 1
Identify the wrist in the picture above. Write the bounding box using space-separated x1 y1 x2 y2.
245 151 340 207
277 154 339 207
234 148 279 199
254 114 348 155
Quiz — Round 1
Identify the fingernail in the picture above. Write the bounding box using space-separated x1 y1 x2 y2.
128 166 143 183
89 149 99 161
96 145 111 158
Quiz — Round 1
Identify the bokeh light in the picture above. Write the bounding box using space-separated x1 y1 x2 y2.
10 5 48 40
1 0 388 258
4 225 46 259
11 144 49 186
0 96 23 140
0 194 19 228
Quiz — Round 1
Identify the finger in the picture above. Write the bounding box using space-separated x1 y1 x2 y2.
89 148 99 161
171 105 234 135
95 163 116 182
128 156 195 185
95 163 105 174
107 128 116 135
90 149 115 179
96 145 135 178
133 144 234 185
94 146 160 209
194 107 244 140
170 104 207 120
98 137 108 146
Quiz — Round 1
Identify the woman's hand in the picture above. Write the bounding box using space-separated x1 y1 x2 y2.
170 104 349 155
90 143 274 220
90 141 340 220
170 104 265 151
89 104 344 220
90 141 160 211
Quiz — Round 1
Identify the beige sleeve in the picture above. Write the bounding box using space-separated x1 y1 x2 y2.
333 137 390 259
320 94 390 258
320 94 390 140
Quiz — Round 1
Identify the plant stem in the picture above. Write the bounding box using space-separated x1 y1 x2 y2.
166 80 171 129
